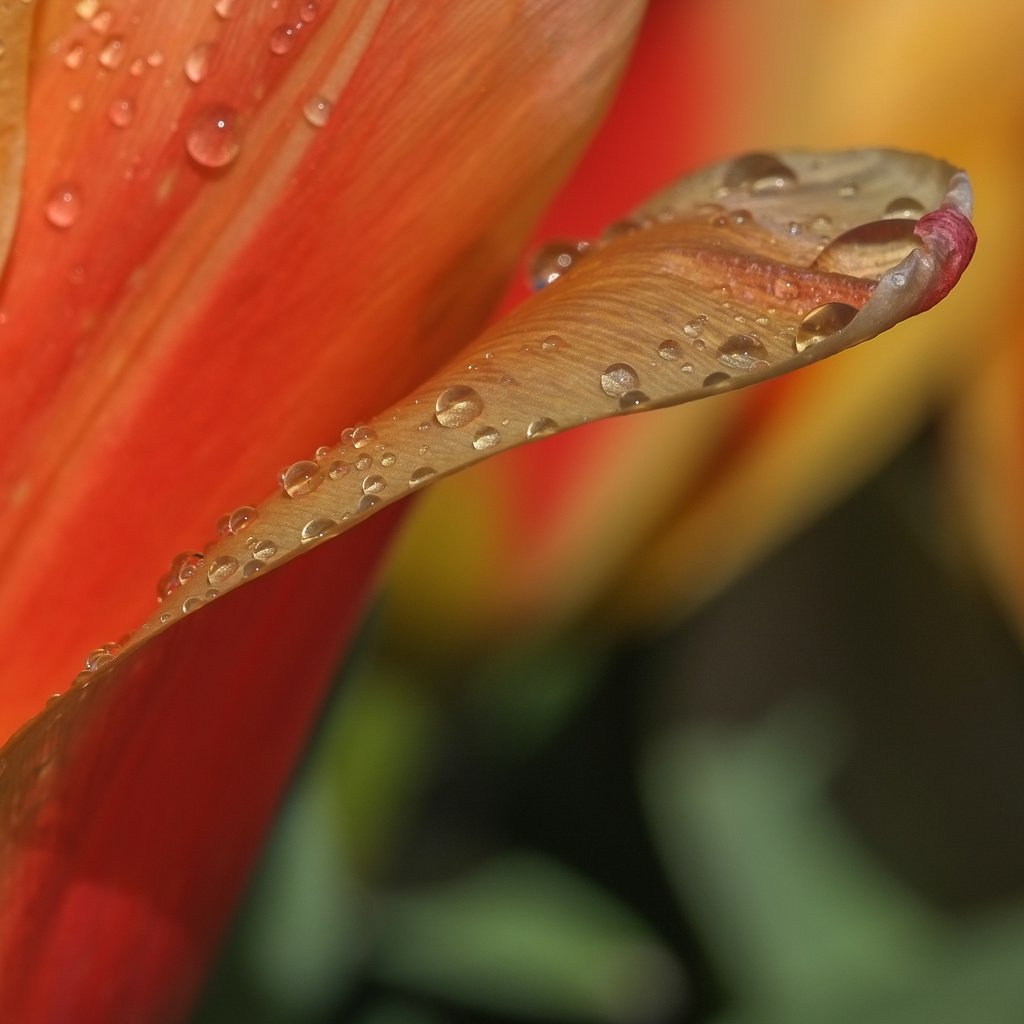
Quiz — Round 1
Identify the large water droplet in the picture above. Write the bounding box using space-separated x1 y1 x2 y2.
300 518 336 543
409 466 437 487
600 363 640 397
362 474 386 495
435 385 484 428
252 539 278 561
228 505 257 533
683 319 704 339
45 184 81 229
717 334 770 371
526 417 557 440
528 239 590 290
185 104 241 169
281 460 323 497
351 425 376 449
303 95 332 127
723 152 798 193
357 495 380 514
184 43 213 83
207 555 240 586
619 391 649 409
242 560 264 578
884 195 926 219
795 303 858 353
811 218 921 278
472 425 501 450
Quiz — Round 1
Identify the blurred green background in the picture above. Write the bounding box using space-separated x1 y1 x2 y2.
195 418 1024 1023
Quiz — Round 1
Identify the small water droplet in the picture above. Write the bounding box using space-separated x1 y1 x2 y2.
795 303 858 352
213 0 237 17
435 385 484 428
281 459 323 497
328 460 350 479
185 104 241 169
242 559 264 578
269 22 302 54
619 390 649 409
718 334 770 371
300 517 336 543
682 319 704 339
108 96 134 127
182 596 205 614
64 43 85 69
702 371 731 388
528 239 590 289
303 94 332 127
409 466 437 487
184 43 213 83
45 184 81 228
540 334 562 353
355 456 372 471
84 646 116 672
362 474 386 495
380 453 397 468
90 9 114 33
680 362 695 373
472 425 501 450
159 610 174 623
657 339 682 361
75 0 100 20
252 539 278 561
298 0 318 22
526 417 557 440
207 555 240 586
98 35 125 70
175 552 205 584
227 506 256 534
357 494 380 513
600 363 640 397
837 182 859 198
884 195 926 219
351 425 375 448
723 152 798 193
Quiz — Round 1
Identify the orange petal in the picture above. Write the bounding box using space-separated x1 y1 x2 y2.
0 0 645 737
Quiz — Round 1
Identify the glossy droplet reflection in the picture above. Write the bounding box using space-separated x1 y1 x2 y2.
657 339 682 361
108 97 134 127
473 425 501 451
718 334 769 371
528 239 590 290
252 539 278 561
300 518 336 543
228 505 257 534
409 466 437 487
619 391 649 409
361 474 386 495
884 195 926 219
795 303 858 353
723 152 798 193
185 104 241 168
600 363 640 397
281 460 323 497
303 95 332 127
184 43 213 83
207 555 239 586
811 218 921 278
45 184 81 228
526 417 557 440
435 385 484 428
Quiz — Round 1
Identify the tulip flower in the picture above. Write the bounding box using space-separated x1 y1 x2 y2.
0 1 975 1021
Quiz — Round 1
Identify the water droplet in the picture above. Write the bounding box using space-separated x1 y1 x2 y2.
213 0 237 17
298 0 318 22
252 539 278 561
75 0 100 20
811 218 921 278
540 334 562 353
303 95 332 127
526 417 557 440
795 303 858 352
328 460 350 479
269 22 302 54
90 9 114 34
84 646 115 672
472 425 501 450
362 474 386 495
45 184 81 228
682 319 704 339
702 372 731 388
355 456 371 471
300 517 336 543
600 363 640 397
718 334 770 371
680 362 695 373
242 559 264 578
528 239 590 289
281 459 323 497
64 43 85 69
184 43 213 83
434 385 484 428
182 596 205 614
409 466 437 487
657 339 682 361
98 35 125 70
207 555 239 586
380 453 397 468
228 505 257 533
175 552 205 584
159 610 174 624
351 425 375 448
837 182 859 198
185 104 241 169
357 494 380 513
723 152 797 193
619 391 649 409
601 217 645 242
884 195 925 219
108 96 134 127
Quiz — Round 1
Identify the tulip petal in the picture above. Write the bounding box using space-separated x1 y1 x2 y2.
107 149 973 646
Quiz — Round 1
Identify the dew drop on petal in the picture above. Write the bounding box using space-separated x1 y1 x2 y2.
252 539 278 561
328 460 350 479
108 96 134 127
269 22 301 54
526 417 557 440
723 152 798 193
619 391 649 409
884 195 926 219
242 560 264 578
811 218 921 278
528 239 590 289
357 495 380 514
281 460 323 497
303 95 332 127
657 339 682 361
409 466 437 487
435 385 484 428
98 35 125 70
795 302 858 353
207 555 240 586
361 474 386 495
540 334 562 353
600 363 640 397
185 104 241 169
380 453 397 468
184 43 213 83
213 0 237 17
472 425 501 450
228 505 257 534
298 0 318 22
64 43 85 69
702 371 731 388
682 319 704 339
718 334 770 371
175 552 205 584
45 184 81 228
351 425 376 449
300 517 336 543
182 596 205 614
